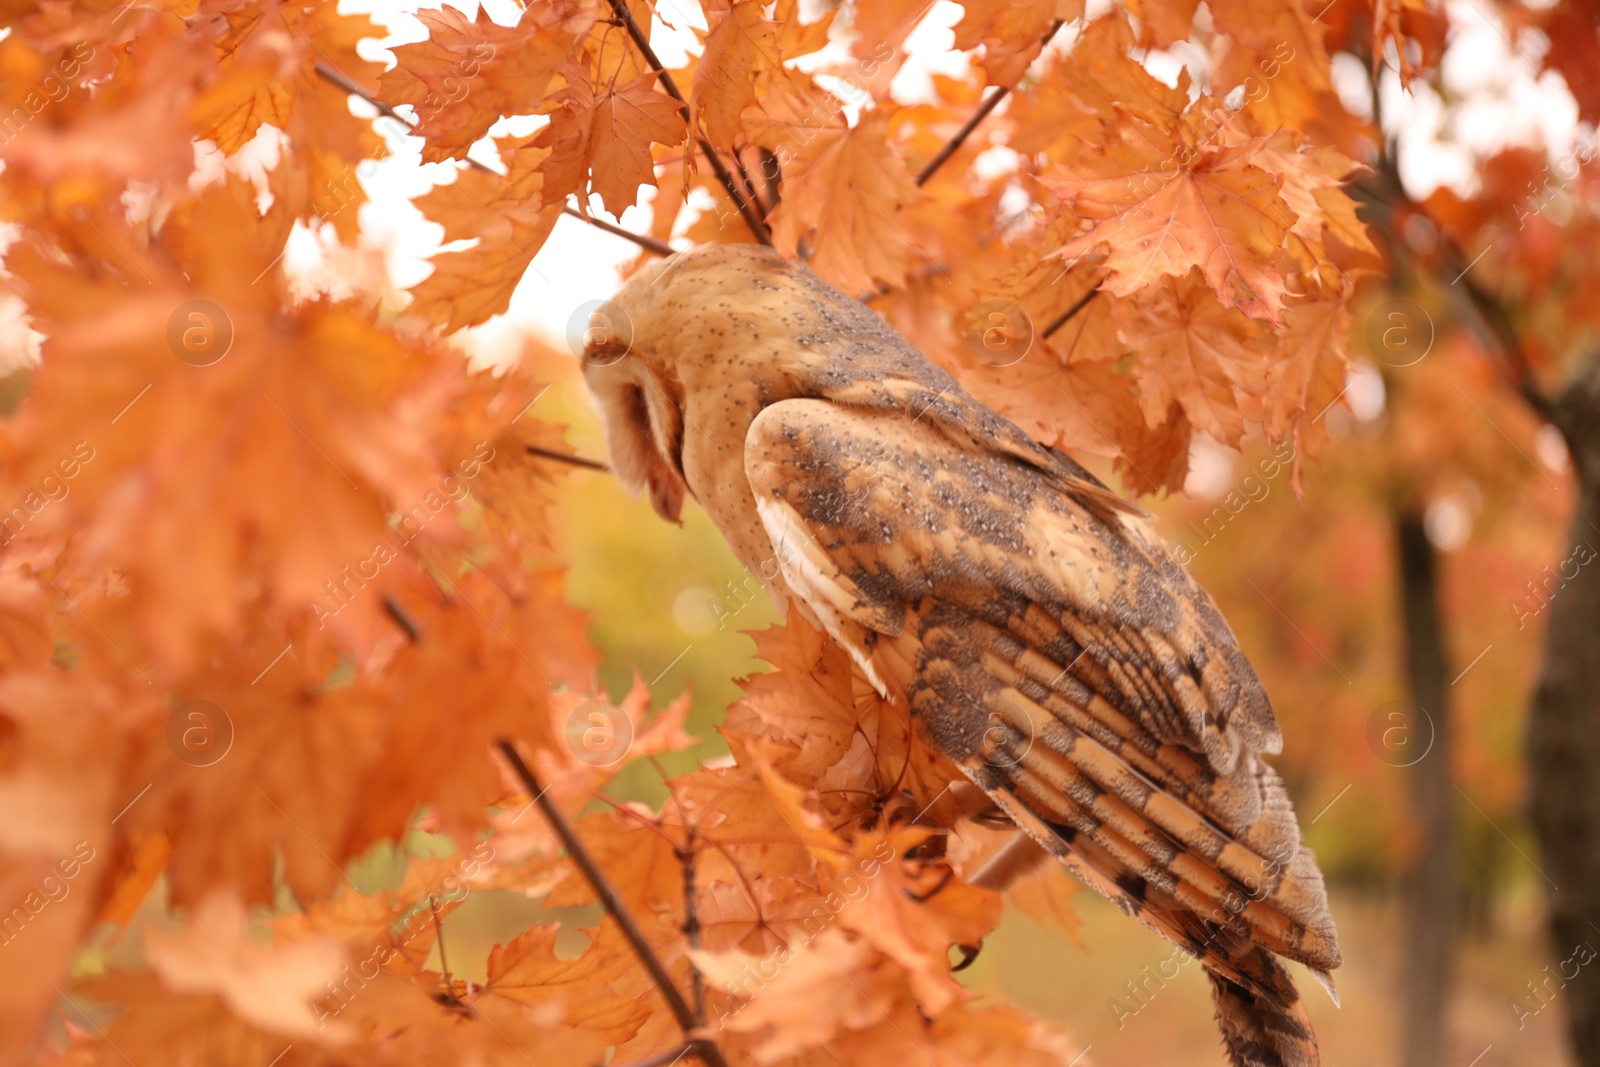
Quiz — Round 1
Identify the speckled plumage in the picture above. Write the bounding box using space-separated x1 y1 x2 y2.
583 244 1341 1067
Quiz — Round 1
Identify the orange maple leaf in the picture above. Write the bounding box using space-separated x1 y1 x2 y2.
537 65 688 218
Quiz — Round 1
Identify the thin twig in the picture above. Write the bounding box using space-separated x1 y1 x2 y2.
495 741 730 1067
679 828 709 1032
525 445 610 473
915 19 1066 187
1043 286 1099 339
312 62 673 256
314 60 408 125
562 206 674 257
601 0 772 244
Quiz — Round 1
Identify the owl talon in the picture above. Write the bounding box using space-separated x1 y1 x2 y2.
952 943 983 972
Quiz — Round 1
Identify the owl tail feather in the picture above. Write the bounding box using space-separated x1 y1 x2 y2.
1206 951 1320 1067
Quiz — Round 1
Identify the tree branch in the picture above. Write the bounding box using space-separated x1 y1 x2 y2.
915 19 1066 187
1353 47 1554 424
312 62 674 258
495 741 729 1067
1356 163 1556 423
525 445 610 473
601 0 772 244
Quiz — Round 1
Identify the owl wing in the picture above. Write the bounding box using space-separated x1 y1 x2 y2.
742 394 1340 1012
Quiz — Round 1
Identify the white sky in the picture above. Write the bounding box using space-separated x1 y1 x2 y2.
320 0 1583 357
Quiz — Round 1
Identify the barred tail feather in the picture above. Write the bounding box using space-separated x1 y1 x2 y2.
1207 951 1320 1067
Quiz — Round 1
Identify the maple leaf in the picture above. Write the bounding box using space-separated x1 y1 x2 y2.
756 109 925 296
951 0 1073 87
379 1 594 163
408 138 562 332
1045 134 1299 323
1112 269 1273 447
737 616 860 777
692 0 778 152
1124 0 1202 46
189 0 390 241
692 933 898 1062
1208 0 1343 137
484 921 651 1043
1268 293 1352 462
536 65 688 218
831 828 1002 1012
0 668 124 1058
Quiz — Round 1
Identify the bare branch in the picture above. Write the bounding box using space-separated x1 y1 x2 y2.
525 445 610 473
495 741 730 1067
915 19 1066 187
601 0 772 245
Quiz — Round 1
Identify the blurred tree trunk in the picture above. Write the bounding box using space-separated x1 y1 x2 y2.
1396 512 1454 1067
1527 353 1600 1067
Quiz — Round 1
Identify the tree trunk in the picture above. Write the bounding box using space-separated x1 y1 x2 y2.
1396 511 1454 1067
1527 353 1600 1067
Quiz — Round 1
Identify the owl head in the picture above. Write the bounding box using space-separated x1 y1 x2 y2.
579 244 808 524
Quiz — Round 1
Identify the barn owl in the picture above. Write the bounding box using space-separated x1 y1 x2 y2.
582 243 1340 1067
